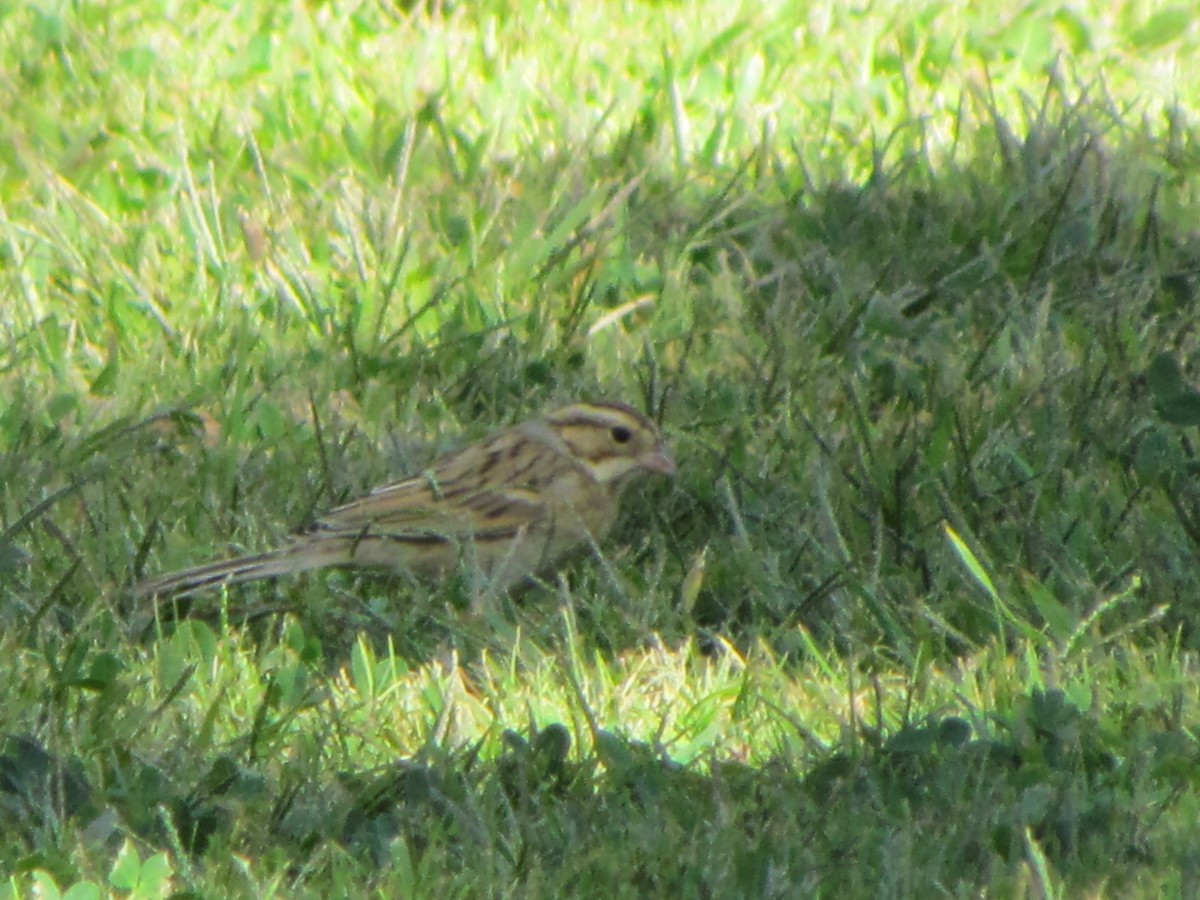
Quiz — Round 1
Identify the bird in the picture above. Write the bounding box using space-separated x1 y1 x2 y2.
134 401 675 602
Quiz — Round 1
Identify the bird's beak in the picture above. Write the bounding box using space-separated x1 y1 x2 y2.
640 449 677 476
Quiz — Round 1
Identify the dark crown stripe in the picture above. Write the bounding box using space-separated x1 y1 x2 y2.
551 406 650 429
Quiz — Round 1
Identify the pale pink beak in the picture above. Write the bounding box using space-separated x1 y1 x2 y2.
640 449 677 476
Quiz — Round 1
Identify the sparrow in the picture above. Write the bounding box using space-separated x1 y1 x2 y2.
135 401 675 600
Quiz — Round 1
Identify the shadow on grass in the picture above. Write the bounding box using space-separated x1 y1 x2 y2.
8 78 1200 666
0 685 1182 894
5 77 1200 894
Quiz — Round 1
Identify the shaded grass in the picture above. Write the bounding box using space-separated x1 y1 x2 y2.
3 0 1200 895
1 622 1194 895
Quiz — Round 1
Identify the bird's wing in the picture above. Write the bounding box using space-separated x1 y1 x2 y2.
303 430 558 541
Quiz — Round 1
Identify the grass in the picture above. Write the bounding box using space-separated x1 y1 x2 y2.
3 0 1200 895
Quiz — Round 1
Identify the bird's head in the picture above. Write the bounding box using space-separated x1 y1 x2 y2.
544 401 676 487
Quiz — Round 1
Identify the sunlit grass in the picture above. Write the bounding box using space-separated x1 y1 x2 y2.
3 0 1200 895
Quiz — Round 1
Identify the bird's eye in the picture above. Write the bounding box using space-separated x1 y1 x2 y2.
610 425 632 444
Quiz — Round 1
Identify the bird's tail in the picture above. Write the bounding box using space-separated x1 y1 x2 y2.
133 540 338 599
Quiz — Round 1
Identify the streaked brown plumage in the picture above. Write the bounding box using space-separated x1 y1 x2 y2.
134 401 675 600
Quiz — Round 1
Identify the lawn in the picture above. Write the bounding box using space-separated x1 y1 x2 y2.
3 0 1200 896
